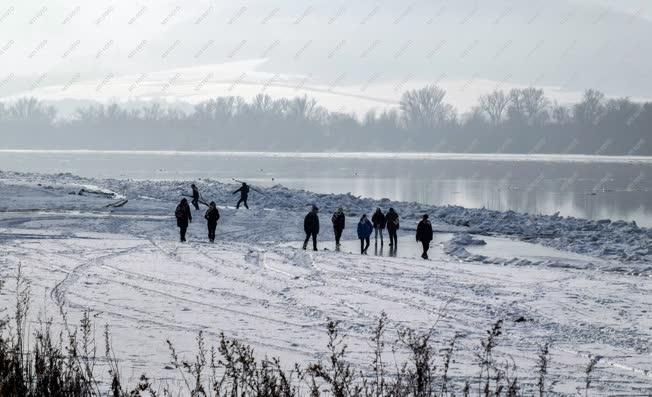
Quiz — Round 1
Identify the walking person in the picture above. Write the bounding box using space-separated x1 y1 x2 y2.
371 208 386 245
191 184 200 210
357 214 373 255
386 208 400 247
233 182 250 209
175 198 192 242
331 207 346 248
303 205 320 251
204 201 220 243
416 214 433 259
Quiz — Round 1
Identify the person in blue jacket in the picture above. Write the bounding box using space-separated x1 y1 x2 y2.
357 214 373 255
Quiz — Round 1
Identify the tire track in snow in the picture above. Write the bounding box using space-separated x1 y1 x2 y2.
91 274 322 329
192 243 335 322
146 239 327 329
62 290 319 358
157 238 652 384
100 264 270 304
50 243 149 306
190 242 383 345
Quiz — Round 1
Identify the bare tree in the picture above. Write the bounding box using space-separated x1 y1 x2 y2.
378 109 401 129
551 102 572 125
193 97 243 122
1 84 650 154
573 89 605 125
165 107 186 122
287 95 326 122
400 85 454 129
249 94 275 115
363 109 377 127
508 88 549 125
479 90 510 125
603 97 640 124
9 97 56 123
462 106 488 129
142 103 162 121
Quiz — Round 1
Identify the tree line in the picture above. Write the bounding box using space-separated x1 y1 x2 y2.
1 86 650 155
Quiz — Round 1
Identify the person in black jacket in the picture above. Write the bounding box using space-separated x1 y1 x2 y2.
386 208 399 247
204 201 220 243
191 184 200 210
416 214 433 259
233 182 250 209
303 205 320 251
371 207 386 245
331 207 345 248
175 198 192 242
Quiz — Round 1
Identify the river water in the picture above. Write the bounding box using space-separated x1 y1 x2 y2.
1 150 650 226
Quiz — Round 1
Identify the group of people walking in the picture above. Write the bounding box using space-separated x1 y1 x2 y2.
176 183 435 260
354 207 399 255
301 205 433 259
175 198 221 243
317 207 401 254
175 182 249 243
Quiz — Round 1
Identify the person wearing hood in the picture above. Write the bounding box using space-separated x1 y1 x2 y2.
204 201 220 243
303 205 320 251
331 207 346 248
386 208 400 247
357 214 373 255
416 214 433 259
191 184 200 210
175 198 192 242
371 207 386 245
233 182 250 209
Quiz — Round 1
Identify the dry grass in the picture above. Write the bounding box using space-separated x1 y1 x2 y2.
0 270 609 397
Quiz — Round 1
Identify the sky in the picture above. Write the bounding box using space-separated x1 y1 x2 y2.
0 0 650 115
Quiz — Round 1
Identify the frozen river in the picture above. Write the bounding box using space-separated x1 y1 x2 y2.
2 150 651 226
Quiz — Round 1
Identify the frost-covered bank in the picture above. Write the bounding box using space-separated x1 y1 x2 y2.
2 171 650 273
1 171 651 395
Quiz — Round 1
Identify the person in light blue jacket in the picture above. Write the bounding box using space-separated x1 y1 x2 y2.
357 214 373 255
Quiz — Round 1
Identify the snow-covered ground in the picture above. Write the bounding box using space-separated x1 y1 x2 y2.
0 171 650 395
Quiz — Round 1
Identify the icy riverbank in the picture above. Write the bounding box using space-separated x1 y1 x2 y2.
2 171 650 274
1 171 651 395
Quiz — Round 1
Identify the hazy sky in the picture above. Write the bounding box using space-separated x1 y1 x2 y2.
0 0 650 114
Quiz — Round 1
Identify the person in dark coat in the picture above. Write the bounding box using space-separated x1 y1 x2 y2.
233 182 250 209
371 208 386 245
175 198 192 242
303 205 320 251
204 201 220 243
386 208 400 247
416 214 433 259
191 184 200 210
357 214 373 255
331 207 346 248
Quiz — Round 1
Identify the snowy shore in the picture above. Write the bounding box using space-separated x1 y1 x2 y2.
1 171 650 394
2 171 650 273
